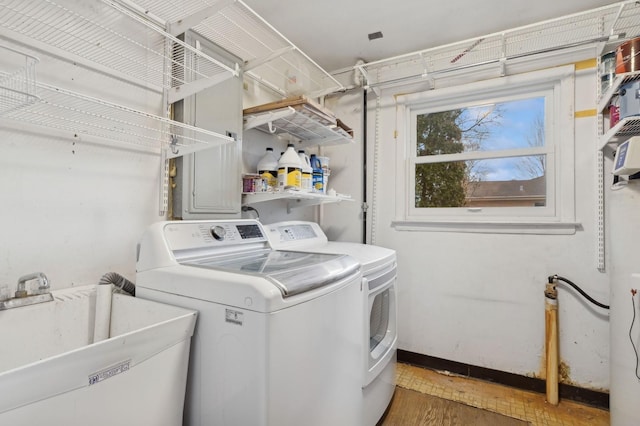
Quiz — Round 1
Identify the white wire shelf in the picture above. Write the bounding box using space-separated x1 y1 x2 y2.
127 0 344 98
598 71 640 112
599 116 640 150
243 96 353 147
244 106 353 147
242 190 352 211
1 81 235 158
357 1 640 90
0 45 39 116
1 0 343 103
0 0 239 103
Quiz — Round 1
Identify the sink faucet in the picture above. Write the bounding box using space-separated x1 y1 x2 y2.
0 272 54 310
15 272 50 298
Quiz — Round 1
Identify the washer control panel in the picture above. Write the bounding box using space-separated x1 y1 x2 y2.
275 224 318 241
163 220 267 252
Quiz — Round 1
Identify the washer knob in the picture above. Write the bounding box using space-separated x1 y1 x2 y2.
211 226 226 241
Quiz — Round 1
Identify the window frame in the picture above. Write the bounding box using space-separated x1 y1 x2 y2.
392 65 577 234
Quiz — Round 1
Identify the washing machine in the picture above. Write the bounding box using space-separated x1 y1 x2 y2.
265 221 397 426
135 219 364 426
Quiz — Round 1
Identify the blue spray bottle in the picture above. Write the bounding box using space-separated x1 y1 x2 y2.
309 154 323 193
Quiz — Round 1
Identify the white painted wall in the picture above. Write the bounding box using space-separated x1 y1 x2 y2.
0 41 164 297
328 65 611 389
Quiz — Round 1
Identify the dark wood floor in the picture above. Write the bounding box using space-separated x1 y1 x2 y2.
379 387 529 426
393 363 609 425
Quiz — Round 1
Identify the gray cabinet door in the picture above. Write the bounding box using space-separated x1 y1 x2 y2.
173 31 242 219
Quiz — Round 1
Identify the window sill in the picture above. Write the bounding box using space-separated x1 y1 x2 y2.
391 219 580 235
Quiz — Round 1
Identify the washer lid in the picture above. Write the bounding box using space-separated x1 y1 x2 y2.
183 249 360 297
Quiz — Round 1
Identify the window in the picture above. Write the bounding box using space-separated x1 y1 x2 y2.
393 66 576 234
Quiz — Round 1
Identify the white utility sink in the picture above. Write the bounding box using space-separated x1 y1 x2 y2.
0 285 197 426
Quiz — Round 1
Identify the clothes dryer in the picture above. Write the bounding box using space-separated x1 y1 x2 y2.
265 221 397 426
136 220 363 426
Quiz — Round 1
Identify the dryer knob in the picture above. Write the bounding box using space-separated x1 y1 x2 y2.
211 226 226 241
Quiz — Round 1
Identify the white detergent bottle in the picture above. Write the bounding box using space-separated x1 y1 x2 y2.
278 144 302 190
298 150 313 192
257 147 279 191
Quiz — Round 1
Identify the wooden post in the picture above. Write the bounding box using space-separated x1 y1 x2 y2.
545 282 559 405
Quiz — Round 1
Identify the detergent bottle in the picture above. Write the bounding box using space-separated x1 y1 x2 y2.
256 147 278 190
309 154 323 193
277 144 302 190
298 150 313 192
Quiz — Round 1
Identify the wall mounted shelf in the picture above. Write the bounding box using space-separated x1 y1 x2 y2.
597 71 640 112
242 190 352 212
599 116 640 150
593 3 640 272
357 1 640 93
114 0 344 98
0 0 239 104
2 81 235 158
243 96 353 148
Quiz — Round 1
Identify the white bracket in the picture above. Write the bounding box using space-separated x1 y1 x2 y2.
168 63 240 104
243 106 296 131
165 132 236 159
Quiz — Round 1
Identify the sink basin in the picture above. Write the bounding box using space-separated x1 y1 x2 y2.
0 285 196 426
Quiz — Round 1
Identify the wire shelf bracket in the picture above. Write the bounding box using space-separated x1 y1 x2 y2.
0 44 40 116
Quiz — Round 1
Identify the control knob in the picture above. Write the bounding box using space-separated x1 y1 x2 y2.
211 226 226 241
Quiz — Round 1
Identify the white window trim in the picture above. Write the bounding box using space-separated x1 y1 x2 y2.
392 65 578 235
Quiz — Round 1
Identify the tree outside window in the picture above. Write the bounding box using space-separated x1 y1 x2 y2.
414 97 546 209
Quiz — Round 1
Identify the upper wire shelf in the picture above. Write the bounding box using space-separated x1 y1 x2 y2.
356 1 640 91
0 0 239 104
0 0 342 100
128 0 344 97
1 80 235 158
0 45 39 116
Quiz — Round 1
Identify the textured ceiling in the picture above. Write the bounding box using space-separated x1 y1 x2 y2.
243 0 621 72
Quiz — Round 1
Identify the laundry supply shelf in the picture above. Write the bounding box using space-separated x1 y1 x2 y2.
1 81 235 158
243 190 353 212
596 70 640 152
593 3 640 272
243 96 353 148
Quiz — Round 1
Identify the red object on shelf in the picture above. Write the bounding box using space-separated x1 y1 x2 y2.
610 104 620 127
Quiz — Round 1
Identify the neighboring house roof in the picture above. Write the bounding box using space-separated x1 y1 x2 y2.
466 176 545 200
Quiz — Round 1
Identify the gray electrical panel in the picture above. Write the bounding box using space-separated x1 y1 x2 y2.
172 31 243 219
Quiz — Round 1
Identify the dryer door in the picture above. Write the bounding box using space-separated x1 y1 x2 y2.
364 263 397 387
